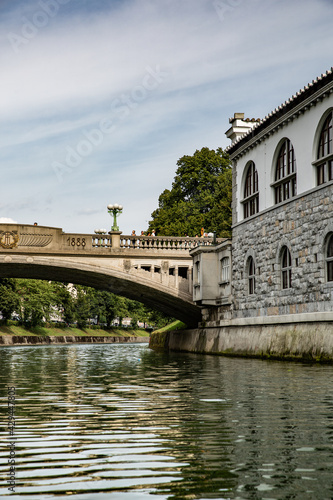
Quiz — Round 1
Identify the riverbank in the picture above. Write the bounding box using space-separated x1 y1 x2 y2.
149 322 333 363
0 324 150 345
0 335 149 345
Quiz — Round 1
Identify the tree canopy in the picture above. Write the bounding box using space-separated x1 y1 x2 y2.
0 279 172 329
148 147 232 237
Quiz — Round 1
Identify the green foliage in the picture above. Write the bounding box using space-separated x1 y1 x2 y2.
0 279 19 323
148 147 232 237
1 279 172 330
75 287 91 329
16 279 58 327
53 283 76 324
89 290 118 328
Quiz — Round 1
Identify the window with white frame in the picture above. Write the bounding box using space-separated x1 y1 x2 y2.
316 111 333 185
273 139 297 204
242 161 259 218
220 257 230 282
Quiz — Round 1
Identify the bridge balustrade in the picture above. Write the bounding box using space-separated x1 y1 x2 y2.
119 235 217 251
0 224 222 254
91 235 112 248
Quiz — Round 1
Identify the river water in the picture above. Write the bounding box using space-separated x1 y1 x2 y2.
1 343 333 500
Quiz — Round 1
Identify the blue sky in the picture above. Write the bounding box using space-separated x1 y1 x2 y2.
1 0 332 235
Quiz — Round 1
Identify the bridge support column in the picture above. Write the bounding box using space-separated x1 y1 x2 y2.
175 265 179 289
109 231 122 249
188 267 192 294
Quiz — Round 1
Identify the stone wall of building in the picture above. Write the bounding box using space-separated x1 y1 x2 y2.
231 182 333 319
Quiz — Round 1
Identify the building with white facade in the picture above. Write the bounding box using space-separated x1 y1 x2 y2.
192 68 333 331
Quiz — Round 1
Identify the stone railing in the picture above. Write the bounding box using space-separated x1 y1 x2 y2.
0 224 223 254
81 234 223 252
91 235 112 248
119 235 220 251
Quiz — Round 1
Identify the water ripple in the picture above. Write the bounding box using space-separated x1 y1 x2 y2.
1 344 333 499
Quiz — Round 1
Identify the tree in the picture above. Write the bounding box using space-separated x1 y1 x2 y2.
89 290 118 328
148 147 232 237
16 279 58 327
0 279 19 323
74 287 91 329
53 283 76 325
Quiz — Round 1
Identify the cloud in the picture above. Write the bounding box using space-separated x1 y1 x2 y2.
0 0 332 234
0 218 18 224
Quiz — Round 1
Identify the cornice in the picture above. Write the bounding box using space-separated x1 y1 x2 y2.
227 68 333 161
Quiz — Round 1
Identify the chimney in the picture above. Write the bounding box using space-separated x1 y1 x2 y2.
225 113 260 144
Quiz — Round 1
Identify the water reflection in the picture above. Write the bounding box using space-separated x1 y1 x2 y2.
0 344 333 499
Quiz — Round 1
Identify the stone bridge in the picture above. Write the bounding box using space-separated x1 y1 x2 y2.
0 224 220 326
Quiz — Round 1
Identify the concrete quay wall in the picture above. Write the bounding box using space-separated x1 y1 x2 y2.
150 322 333 362
0 336 149 346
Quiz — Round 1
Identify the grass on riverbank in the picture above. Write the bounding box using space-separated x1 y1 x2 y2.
152 320 186 334
0 323 150 337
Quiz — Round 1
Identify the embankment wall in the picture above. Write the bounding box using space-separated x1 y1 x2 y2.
150 323 333 362
0 336 149 346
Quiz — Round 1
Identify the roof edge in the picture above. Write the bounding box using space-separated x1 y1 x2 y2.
225 67 333 156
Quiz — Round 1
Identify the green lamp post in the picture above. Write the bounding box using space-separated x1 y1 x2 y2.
107 203 123 232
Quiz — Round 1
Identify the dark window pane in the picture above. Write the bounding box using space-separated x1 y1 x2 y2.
329 161 333 181
317 164 325 185
328 261 333 282
248 257 255 294
281 247 292 289
327 235 333 258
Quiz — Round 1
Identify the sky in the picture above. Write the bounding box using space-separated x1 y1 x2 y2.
0 0 332 235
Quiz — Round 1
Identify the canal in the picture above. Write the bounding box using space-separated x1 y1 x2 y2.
0 343 333 499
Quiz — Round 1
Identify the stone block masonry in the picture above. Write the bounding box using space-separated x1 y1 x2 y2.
231 182 333 321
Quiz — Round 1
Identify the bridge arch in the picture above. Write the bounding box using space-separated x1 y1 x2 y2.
0 255 201 327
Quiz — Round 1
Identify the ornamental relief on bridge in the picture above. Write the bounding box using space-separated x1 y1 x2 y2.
0 231 53 249
123 260 131 272
0 231 19 249
18 233 53 247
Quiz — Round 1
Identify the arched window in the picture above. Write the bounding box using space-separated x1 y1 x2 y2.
243 162 259 218
316 111 333 185
281 247 292 289
220 257 230 282
273 139 297 204
248 257 256 295
326 234 333 282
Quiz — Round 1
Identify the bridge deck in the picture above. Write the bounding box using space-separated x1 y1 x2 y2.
0 224 223 256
